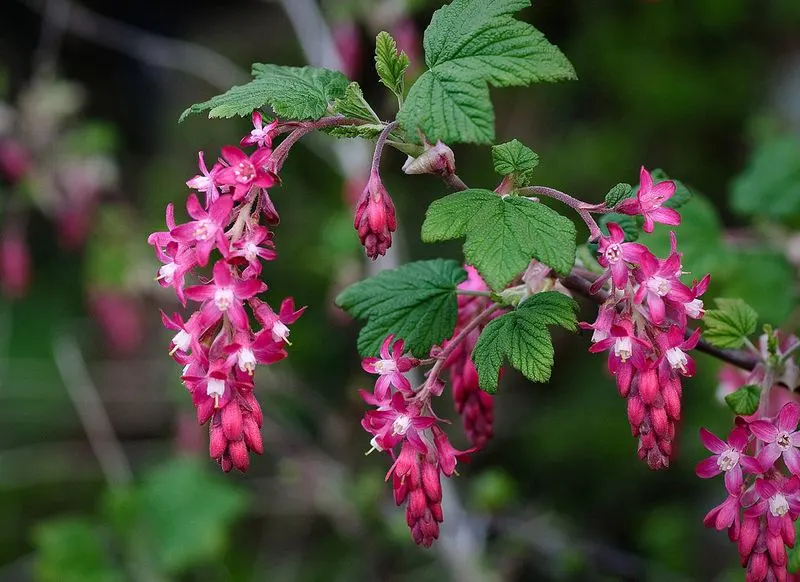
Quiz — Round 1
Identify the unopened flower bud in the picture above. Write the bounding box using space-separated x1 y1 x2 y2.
353 170 397 259
402 140 455 176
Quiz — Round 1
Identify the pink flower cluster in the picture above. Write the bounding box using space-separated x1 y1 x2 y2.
442 265 496 450
584 168 709 469
360 335 471 547
698 403 800 582
149 112 305 472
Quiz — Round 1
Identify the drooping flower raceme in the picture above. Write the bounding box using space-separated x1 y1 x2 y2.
584 167 709 470
149 113 302 473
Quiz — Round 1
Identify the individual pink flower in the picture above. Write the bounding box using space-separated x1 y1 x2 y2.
184 261 266 331
353 169 397 260
362 392 436 453
750 403 800 474
250 297 305 345
593 222 649 289
170 194 233 266
362 335 417 399
696 426 756 493
216 146 276 201
590 318 650 395
240 111 277 148
229 225 276 278
617 166 681 233
657 326 700 380
633 250 693 325
745 476 800 536
186 151 223 206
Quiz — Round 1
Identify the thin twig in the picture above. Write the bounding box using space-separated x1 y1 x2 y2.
53 335 133 487
15 0 248 89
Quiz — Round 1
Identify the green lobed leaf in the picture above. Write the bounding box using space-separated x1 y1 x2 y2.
332 82 380 122
471 292 577 393
704 298 759 349
375 31 410 99
731 135 800 220
180 64 349 121
603 183 633 209
421 189 576 290
492 139 539 186
724 384 761 416
33 518 123 582
335 259 467 357
397 0 576 144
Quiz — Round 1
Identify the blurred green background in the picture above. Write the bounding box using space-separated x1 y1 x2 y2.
1 0 800 580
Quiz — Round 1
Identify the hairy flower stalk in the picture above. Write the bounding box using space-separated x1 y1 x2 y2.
149 112 305 473
581 168 709 470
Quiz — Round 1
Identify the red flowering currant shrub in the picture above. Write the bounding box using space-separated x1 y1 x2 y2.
149 0 800 576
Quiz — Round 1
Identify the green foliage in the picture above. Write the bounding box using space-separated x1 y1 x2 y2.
108 458 248 574
375 31 410 101
704 298 759 349
180 64 349 121
421 189 576 290
603 183 633 208
472 292 577 393
492 139 539 186
731 135 800 220
332 82 380 121
335 259 467 357
34 518 123 582
325 124 386 139
724 384 761 416
62 121 118 156
397 0 576 144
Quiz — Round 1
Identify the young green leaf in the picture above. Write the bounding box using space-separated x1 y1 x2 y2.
332 82 380 122
335 259 467 357
375 31 410 100
421 189 576 290
472 292 578 393
492 139 539 186
731 135 800 220
397 0 576 144
603 183 633 209
180 64 349 121
724 384 761 416
324 124 386 140
704 298 759 349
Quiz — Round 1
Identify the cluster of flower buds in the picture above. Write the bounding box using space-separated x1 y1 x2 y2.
360 335 471 547
149 111 305 472
698 403 800 582
583 167 709 469
441 265 496 450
